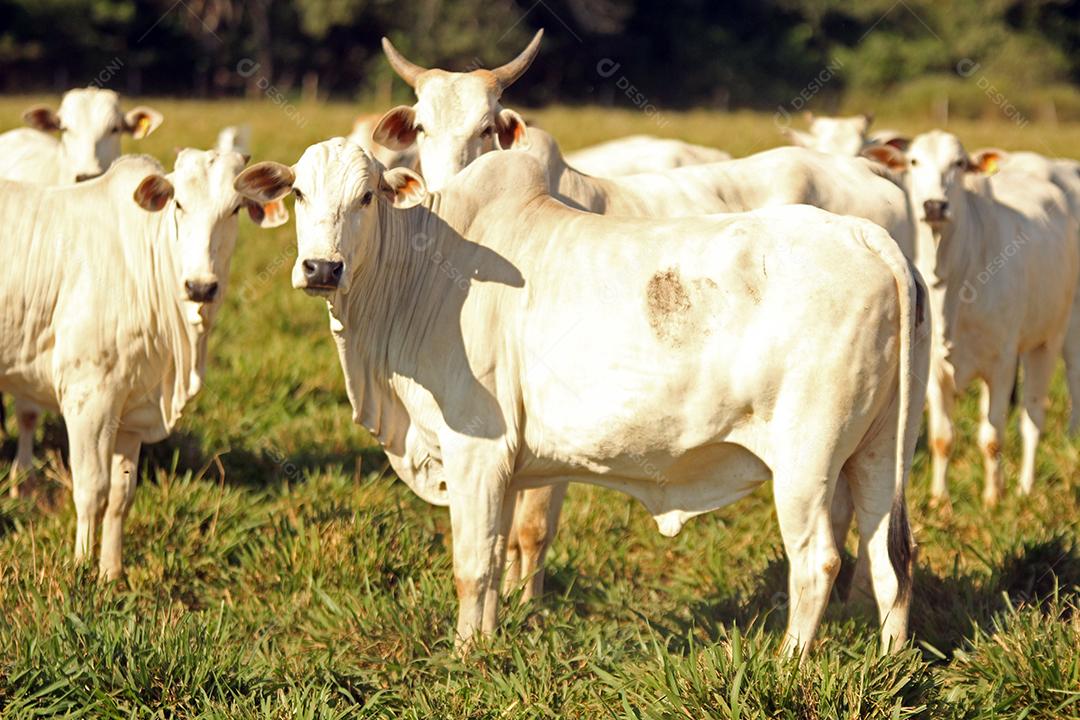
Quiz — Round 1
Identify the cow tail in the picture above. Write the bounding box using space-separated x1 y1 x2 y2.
861 226 924 604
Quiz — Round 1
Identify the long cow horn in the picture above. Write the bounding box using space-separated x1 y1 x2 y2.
381 36 428 88
492 29 544 92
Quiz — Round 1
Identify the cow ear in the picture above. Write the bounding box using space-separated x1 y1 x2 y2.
23 105 60 132
234 161 295 204
244 197 290 228
379 167 426 209
124 106 164 139
373 106 418 151
494 108 529 150
967 148 1005 175
133 174 175 212
861 144 907 172
877 134 910 152
782 128 814 147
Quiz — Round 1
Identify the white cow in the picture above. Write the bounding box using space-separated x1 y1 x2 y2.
873 132 1078 506
0 150 285 577
527 127 916 257
236 139 927 658
500 128 918 598
994 151 1080 433
783 113 873 156
347 113 418 170
564 135 730 176
0 88 164 492
0 87 162 184
372 31 542 190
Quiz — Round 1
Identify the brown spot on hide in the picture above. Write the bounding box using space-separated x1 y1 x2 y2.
645 269 723 347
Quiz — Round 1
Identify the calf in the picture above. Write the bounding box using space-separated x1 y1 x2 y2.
877 132 1078 506
0 87 162 184
0 150 284 577
0 87 163 493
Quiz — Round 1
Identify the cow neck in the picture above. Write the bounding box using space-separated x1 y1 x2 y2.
328 193 446 452
135 204 205 431
913 187 980 351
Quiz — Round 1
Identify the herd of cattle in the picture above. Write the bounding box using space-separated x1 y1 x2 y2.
1 29 1078 661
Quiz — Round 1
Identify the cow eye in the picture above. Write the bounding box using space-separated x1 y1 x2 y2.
954 159 966 168
910 158 918 167
232 205 241 215
415 124 425 134
360 191 373 207
293 188 304 202
175 201 184 212
480 126 493 138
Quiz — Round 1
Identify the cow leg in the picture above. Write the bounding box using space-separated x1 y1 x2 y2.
483 487 517 631
63 398 119 566
447 461 511 649
1018 344 1056 496
774 458 842 660
99 430 141 581
504 482 568 602
830 472 855 555
8 399 40 498
978 367 1013 507
845 435 913 654
1064 296 1080 435
926 372 956 508
502 492 523 595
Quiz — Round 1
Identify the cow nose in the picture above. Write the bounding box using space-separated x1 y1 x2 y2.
302 259 344 289
184 280 219 303
923 199 949 222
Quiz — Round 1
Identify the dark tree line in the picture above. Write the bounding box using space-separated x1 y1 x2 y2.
0 0 1077 113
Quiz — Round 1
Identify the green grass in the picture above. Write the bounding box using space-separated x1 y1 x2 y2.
1 97 1079 718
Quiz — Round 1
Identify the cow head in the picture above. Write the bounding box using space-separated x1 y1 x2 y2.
133 149 288 310
24 88 163 183
784 112 872 156
879 130 999 231
234 138 426 296
373 30 542 191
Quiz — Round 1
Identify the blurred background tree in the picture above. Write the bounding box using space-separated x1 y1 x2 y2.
0 0 1076 118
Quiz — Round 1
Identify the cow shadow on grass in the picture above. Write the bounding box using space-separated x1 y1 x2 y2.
0 407 390 499
139 428 388 488
544 535 1080 660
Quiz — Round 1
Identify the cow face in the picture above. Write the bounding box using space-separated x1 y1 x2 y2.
372 31 542 191
24 88 163 183
785 113 871 156
900 131 997 230
134 149 287 311
234 139 426 296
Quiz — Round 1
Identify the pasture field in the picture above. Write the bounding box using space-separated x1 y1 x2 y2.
0 97 1079 719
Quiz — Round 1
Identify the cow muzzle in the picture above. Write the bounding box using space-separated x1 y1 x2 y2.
184 279 220 303
922 199 950 224
301 259 344 290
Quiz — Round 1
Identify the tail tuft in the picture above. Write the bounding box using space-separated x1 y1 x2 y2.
887 494 914 602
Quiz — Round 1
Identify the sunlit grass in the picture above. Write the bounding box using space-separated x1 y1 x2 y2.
0 97 1078 718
